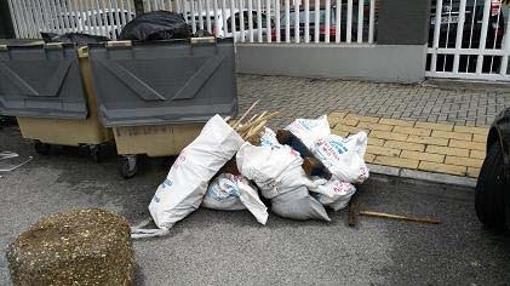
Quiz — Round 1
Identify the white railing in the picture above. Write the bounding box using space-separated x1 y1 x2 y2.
184 0 377 44
7 0 137 40
426 0 510 81
7 0 376 44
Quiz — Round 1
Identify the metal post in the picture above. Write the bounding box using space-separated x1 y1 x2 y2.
377 0 431 45
134 0 145 15
0 0 15 38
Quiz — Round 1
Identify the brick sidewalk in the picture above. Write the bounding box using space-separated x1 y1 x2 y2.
238 75 510 129
329 112 487 178
237 74 509 180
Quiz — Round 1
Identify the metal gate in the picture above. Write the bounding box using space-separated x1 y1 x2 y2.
426 0 510 81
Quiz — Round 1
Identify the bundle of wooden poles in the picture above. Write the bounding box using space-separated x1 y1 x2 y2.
227 100 278 144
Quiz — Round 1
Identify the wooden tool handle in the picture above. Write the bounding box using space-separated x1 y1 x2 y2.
359 210 441 224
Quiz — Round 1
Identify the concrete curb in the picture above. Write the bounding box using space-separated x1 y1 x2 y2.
366 163 477 188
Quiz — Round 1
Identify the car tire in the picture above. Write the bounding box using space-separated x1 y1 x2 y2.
475 142 508 229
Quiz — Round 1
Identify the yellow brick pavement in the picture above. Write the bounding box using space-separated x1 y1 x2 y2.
329 112 489 178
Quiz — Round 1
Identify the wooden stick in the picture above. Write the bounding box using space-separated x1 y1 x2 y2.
267 111 280 120
359 210 441 224
254 111 268 122
235 112 277 133
247 111 278 127
247 114 258 124
245 120 267 138
236 117 265 132
232 100 259 129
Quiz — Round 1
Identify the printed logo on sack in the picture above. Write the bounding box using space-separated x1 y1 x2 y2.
260 137 272 147
317 139 342 161
210 183 239 200
356 167 369 183
333 186 344 193
260 133 278 148
228 174 243 184
288 121 313 134
162 179 173 189
332 181 350 193
329 140 348 154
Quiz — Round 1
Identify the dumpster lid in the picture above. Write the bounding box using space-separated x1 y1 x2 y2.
88 38 238 127
0 43 88 119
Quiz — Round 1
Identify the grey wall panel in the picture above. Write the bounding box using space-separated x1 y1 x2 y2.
236 44 427 83
0 1 14 39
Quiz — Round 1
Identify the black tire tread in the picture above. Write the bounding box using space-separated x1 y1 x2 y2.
475 143 507 229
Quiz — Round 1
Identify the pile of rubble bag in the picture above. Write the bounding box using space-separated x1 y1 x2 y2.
131 104 370 238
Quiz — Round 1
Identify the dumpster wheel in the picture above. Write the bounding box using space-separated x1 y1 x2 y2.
34 140 51 155
119 155 138 179
89 145 102 163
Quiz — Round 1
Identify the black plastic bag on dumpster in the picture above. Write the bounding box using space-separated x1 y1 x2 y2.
119 11 191 41
41 32 110 45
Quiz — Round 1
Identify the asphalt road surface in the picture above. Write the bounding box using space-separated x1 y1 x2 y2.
1 125 509 285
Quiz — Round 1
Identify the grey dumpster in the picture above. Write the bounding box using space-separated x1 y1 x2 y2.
88 38 238 178
0 43 112 159
0 43 86 119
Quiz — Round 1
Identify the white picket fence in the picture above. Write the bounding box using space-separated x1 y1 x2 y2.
426 0 510 81
6 0 377 44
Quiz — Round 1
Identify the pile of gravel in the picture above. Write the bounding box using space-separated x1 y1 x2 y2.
6 208 134 285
